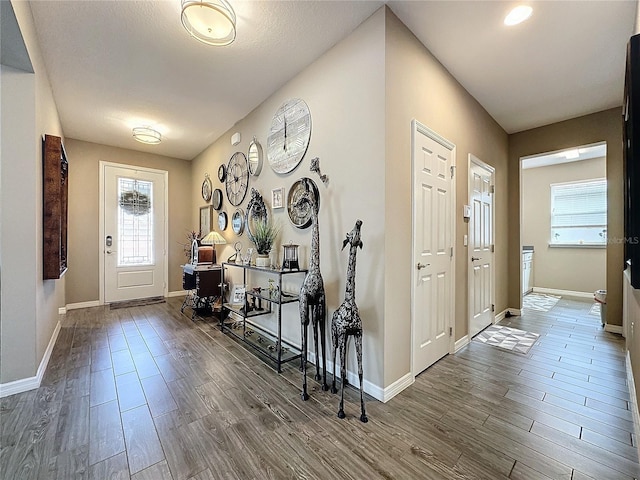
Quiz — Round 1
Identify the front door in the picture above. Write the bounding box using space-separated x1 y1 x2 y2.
468 155 495 338
102 163 167 303
412 121 455 375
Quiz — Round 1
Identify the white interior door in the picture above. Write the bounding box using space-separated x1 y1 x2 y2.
103 163 167 303
468 155 495 338
412 121 454 375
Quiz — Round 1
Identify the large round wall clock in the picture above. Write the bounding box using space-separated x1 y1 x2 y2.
201 173 212 202
225 152 249 206
287 177 320 229
266 98 312 174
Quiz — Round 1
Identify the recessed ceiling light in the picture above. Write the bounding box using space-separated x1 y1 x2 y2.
504 5 533 26
132 127 162 145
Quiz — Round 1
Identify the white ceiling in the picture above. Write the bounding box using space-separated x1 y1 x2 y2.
28 1 637 161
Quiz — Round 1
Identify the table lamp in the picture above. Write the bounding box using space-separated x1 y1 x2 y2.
200 231 227 264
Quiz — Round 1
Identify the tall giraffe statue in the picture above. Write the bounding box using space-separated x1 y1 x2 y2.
294 179 328 400
331 219 367 422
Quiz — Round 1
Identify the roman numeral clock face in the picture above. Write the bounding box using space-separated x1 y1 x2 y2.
267 98 312 174
225 152 249 206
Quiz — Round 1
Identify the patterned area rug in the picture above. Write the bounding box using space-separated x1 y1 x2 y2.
522 293 561 312
474 325 540 355
110 296 166 309
589 303 601 316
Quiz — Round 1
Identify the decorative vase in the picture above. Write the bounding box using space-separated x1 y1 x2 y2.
255 254 270 267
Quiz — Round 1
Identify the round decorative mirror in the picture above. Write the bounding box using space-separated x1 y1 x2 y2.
245 188 268 244
248 137 263 176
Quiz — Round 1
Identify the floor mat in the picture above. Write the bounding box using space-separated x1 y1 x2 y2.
110 296 166 309
474 325 540 355
589 303 601 316
522 292 561 312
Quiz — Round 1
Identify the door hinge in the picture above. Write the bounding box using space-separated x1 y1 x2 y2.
491 244 495 253
449 327 453 336
490 185 495 194
491 304 495 312
450 165 455 178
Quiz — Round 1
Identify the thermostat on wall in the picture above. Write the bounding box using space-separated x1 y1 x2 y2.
231 132 241 146
463 204 471 219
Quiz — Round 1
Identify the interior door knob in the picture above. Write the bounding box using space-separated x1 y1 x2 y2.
416 262 429 270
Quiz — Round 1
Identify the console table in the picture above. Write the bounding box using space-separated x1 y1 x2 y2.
181 264 222 320
221 262 307 372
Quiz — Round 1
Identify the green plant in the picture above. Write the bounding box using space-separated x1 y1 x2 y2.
252 218 280 255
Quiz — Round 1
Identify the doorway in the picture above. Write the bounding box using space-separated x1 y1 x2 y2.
468 155 495 338
99 162 168 303
411 120 455 376
519 143 607 320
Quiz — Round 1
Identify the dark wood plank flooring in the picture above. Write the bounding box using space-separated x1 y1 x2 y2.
1 296 638 479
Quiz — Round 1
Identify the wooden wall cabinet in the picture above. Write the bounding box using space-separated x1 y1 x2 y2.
43 134 68 279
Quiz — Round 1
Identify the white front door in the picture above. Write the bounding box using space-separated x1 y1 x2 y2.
468 155 495 338
102 163 167 303
412 121 455 375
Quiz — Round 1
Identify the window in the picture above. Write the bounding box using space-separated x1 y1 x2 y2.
117 178 154 265
550 179 607 246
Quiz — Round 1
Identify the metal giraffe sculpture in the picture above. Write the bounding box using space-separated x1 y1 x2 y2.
331 219 368 422
295 180 328 400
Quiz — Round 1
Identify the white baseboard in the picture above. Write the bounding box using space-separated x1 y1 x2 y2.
167 290 187 298
495 309 508 323
381 372 414 403
454 335 469 352
533 287 593 299
605 324 623 334
625 352 640 462
0 320 61 398
66 300 100 311
508 308 522 316
58 306 67 315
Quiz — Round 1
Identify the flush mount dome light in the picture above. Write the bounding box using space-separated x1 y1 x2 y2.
504 5 533 26
181 0 236 46
132 127 162 145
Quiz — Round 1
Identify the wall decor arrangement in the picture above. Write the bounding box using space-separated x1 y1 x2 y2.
232 208 245 235
248 136 263 176
201 173 212 202
310 157 328 184
331 220 367 422
287 177 320 229
217 164 226 182
212 188 223 210
43 134 69 279
218 211 228 231
267 98 312 174
226 151 249 206
271 187 285 209
199 205 214 235
295 178 328 399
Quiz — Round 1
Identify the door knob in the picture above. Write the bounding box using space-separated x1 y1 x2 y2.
471 257 480 261
416 262 429 270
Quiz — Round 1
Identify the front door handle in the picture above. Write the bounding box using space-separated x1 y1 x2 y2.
471 257 480 261
416 262 430 270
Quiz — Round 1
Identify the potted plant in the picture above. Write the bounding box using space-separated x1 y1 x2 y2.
252 217 280 267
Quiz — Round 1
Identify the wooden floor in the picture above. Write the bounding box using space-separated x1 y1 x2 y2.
1 296 638 479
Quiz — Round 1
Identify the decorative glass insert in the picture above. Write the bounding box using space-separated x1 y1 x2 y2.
550 179 607 246
118 178 154 265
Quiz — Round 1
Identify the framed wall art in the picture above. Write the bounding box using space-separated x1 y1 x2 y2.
271 187 285 209
200 205 214 235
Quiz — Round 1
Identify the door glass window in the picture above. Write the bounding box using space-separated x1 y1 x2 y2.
118 177 154 266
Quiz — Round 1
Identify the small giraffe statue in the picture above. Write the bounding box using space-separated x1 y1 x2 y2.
331 219 367 422
294 179 328 400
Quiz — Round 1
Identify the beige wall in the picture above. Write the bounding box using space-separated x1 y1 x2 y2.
384 9 509 384
509 109 624 325
1 1 64 384
192 9 387 391
522 156 607 293
64 139 192 304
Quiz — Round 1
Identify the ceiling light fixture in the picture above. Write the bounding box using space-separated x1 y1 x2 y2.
504 5 533 26
181 0 236 46
132 127 162 145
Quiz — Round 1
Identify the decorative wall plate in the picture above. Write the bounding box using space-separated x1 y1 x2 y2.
212 188 223 210
225 152 249 206
287 177 320 229
248 137 263 176
201 173 212 202
218 211 228 231
266 98 311 174
232 208 245 235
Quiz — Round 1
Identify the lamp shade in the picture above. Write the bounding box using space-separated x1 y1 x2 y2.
200 231 227 245
181 0 236 46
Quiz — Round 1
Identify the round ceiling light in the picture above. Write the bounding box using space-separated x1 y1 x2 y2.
181 0 236 46
132 127 162 145
504 5 533 26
